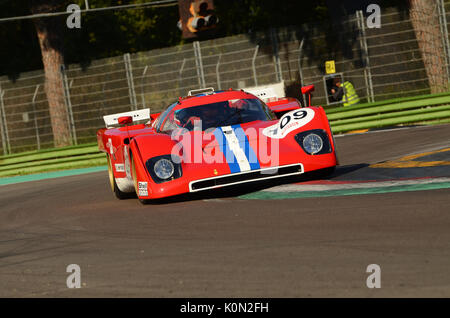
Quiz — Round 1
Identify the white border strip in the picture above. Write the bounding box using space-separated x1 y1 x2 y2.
263 177 450 192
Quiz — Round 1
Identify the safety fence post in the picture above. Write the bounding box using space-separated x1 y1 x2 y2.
141 65 148 109
60 65 77 145
0 84 10 155
298 38 305 103
193 41 206 88
215 54 222 90
270 28 283 83
178 58 186 96
357 10 375 103
124 53 138 111
32 84 41 150
437 0 450 82
252 45 259 86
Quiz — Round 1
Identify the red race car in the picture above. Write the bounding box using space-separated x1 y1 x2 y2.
97 86 338 203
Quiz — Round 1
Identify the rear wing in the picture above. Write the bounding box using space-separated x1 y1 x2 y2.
243 81 301 114
266 98 302 113
103 108 150 128
188 87 215 96
243 81 285 101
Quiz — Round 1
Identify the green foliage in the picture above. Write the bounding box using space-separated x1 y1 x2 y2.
63 0 182 66
213 0 328 36
0 0 42 79
0 0 329 78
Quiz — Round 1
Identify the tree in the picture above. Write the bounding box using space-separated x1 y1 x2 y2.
0 1 42 81
1 1 329 75
213 0 328 36
31 0 71 147
409 0 448 93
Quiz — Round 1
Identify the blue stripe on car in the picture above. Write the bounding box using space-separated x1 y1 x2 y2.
213 128 241 173
231 124 260 170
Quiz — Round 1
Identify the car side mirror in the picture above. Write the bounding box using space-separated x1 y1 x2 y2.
118 116 133 125
301 85 315 107
301 85 314 95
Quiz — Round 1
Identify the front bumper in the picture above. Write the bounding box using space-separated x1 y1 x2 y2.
189 163 303 192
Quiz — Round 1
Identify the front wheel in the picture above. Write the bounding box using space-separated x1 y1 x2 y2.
107 155 130 199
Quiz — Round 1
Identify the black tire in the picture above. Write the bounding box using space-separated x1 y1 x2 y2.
107 155 130 200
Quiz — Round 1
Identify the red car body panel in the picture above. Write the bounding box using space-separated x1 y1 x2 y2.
97 89 337 200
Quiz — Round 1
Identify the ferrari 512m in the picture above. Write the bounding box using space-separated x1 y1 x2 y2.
97 85 338 203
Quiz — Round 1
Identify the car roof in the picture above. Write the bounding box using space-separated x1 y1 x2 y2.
172 90 258 111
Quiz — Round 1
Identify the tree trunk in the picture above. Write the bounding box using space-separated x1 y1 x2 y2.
31 0 72 147
409 0 448 94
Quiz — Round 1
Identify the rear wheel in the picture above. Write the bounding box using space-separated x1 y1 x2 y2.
107 155 129 200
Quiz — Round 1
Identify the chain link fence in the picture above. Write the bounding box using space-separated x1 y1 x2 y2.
1 1 450 154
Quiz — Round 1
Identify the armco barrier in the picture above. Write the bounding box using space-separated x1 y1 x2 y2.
0 153 104 173
327 93 450 133
331 109 450 133
325 91 450 114
329 104 450 126
0 143 105 177
326 95 450 121
0 156 106 177
0 143 99 166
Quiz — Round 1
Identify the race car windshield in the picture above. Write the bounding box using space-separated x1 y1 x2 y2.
161 98 274 132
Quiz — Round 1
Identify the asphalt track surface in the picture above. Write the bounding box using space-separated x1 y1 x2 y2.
1 124 450 297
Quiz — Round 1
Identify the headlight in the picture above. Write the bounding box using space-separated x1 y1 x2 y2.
295 129 332 155
302 133 323 155
146 155 182 183
154 158 174 180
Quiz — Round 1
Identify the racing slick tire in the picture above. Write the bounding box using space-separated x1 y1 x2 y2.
107 154 130 200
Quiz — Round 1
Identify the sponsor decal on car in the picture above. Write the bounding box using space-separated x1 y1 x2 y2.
114 163 125 172
263 108 315 139
138 182 148 196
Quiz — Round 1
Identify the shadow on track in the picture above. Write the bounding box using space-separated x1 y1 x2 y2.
135 164 369 205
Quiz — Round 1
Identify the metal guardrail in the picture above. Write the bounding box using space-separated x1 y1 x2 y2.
0 143 104 177
329 95 450 133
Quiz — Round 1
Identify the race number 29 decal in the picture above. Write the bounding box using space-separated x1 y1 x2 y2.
280 109 307 129
263 108 315 139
